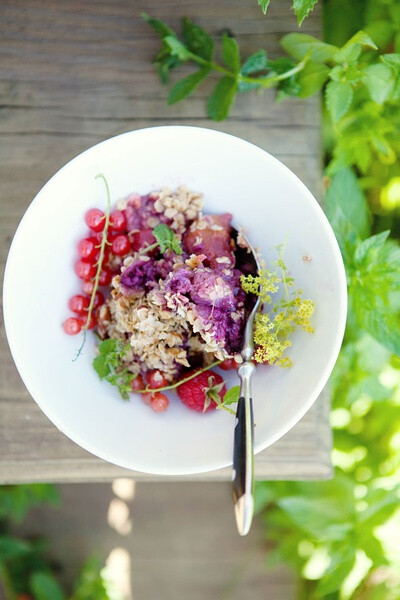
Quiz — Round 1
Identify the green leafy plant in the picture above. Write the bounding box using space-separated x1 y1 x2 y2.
93 338 136 400
143 5 400 598
0 486 116 599
258 0 319 25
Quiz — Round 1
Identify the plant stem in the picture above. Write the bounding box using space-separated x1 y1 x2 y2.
137 360 223 393
190 52 308 88
73 173 111 361
138 242 159 255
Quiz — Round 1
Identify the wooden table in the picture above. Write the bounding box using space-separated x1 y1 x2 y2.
0 0 331 483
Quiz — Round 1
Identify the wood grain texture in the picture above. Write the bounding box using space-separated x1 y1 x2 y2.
0 0 331 483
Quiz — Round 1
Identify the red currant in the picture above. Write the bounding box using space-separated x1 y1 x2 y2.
141 392 153 406
85 208 105 233
77 237 100 262
219 358 239 371
150 392 169 413
92 290 105 309
68 294 90 315
74 260 96 281
62 317 83 335
131 375 145 392
131 229 156 252
98 268 113 286
82 280 95 295
111 234 131 256
147 370 168 389
109 210 127 233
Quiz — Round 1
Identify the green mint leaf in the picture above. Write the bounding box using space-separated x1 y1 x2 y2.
98 338 117 356
0 536 30 560
141 13 177 39
380 53 400 70
153 223 183 254
355 307 400 356
168 67 211 104
258 0 271 14
333 30 378 63
222 33 241 73
241 50 268 76
364 63 396 104
164 36 193 61
353 231 389 265
325 168 371 242
30 572 66 600
292 0 319 26
182 17 214 61
315 546 356 596
296 61 329 97
93 354 111 379
207 77 238 120
223 385 240 406
325 79 353 122
281 33 338 63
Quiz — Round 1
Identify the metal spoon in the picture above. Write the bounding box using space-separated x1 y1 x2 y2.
231 227 262 536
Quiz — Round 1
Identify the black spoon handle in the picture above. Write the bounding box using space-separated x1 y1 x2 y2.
232 394 254 536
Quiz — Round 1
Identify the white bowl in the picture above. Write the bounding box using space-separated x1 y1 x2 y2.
3 126 347 475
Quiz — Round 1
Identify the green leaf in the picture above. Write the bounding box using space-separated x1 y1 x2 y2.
316 544 356 596
168 67 210 104
153 223 182 254
358 487 400 528
281 33 338 63
296 61 329 97
223 385 240 406
325 80 353 122
141 13 176 39
30 572 66 600
93 354 110 379
0 537 31 561
381 53 400 70
365 20 394 49
258 0 270 14
207 77 238 121
358 309 400 356
182 17 214 61
71 556 110 600
292 0 319 26
325 167 371 241
164 36 193 61
222 34 241 73
334 30 378 63
364 63 396 104
241 50 268 75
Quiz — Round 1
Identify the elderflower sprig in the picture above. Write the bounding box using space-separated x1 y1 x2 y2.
241 245 315 367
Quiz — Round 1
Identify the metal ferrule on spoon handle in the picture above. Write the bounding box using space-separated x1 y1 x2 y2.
232 358 255 536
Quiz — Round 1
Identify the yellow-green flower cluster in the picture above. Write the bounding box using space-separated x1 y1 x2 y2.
240 253 315 367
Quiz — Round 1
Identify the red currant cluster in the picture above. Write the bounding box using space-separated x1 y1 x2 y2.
62 207 131 335
131 370 170 412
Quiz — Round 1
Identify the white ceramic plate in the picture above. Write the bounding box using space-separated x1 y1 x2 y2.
3 126 347 475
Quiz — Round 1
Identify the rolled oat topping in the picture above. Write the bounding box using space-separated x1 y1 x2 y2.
95 186 247 382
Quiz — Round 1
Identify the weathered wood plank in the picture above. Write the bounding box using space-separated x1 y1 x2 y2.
0 0 330 482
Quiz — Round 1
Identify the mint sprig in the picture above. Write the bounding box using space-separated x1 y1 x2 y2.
153 223 183 254
93 338 136 400
142 13 309 121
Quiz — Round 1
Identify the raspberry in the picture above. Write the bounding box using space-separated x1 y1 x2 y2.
177 370 226 413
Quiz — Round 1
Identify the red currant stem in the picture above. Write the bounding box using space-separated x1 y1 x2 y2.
73 173 111 361
138 242 158 256
136 360 223 393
